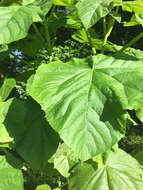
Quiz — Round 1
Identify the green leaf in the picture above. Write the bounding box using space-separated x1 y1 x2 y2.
0 98 59 170
16 33 45 57
110 12 121 23
72 29 120 52
54 143 78 177
124 14 143 27
0 45 9 62
35 184 51 190
134 150 143 166
136 108 143 121
0 6 41 44
28 54 143 160
6 153 23 169
76 0 114 29
0 123 13 143
114 0 122 6
122 0 143 14
69 149 143 190
0 0 22 6
33 0 54 16
0 155 24 190
22 0 35 5
54 0 75 6
0 78 16 101
122 47 143 62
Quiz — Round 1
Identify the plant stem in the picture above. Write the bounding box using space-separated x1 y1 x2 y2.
83 26 96 55
119 31 143 52
102 6 119 53
44 18 52 55
103 17 107 36
67 179 71 190
32 23 44 43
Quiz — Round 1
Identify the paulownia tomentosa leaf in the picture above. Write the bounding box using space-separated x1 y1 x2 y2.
0 5 41 44
0 98 59 170
28 54 143 161
0 155 24 190
69 149 143 190
76 0 114 29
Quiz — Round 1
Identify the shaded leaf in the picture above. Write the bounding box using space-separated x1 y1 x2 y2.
0 98 59 170
134 150 143 166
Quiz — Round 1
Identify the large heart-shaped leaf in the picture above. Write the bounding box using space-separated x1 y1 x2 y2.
0 5 41 44
69 149 143 190
0 98 59 170
0 155 24 190
76 0 114 29
28 54 143 160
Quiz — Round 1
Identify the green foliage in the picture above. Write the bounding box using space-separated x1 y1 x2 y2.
0 0 143 189
28 54 143 160
69 149 143 190
0 78 16 101
76 0 114 29
0 98 59 170
0 155 24 190
53 143 78 177
0 5 41 44
35 184 51 190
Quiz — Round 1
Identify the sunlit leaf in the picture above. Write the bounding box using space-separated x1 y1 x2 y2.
28 54 143 160
76 0 114 29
